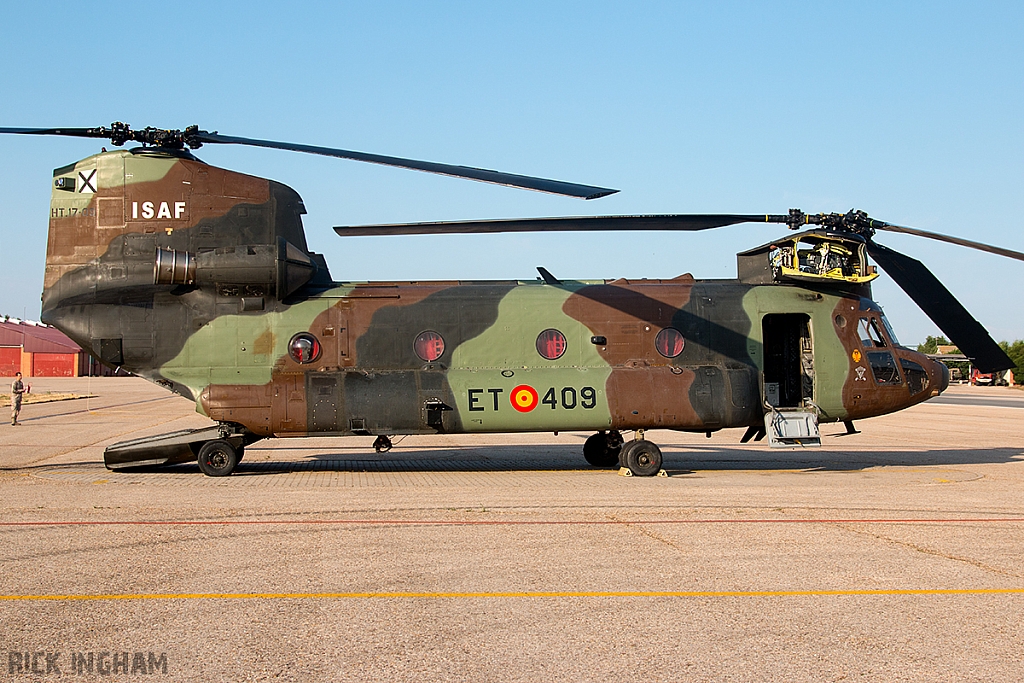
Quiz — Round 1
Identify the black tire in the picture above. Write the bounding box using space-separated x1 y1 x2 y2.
623 440 662 477
197 439 240 477
583 431 621 467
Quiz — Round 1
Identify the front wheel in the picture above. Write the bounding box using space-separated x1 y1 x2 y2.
621 440 663 477
197 439 240 477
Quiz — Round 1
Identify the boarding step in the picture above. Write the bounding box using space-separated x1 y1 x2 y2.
765 410 821 448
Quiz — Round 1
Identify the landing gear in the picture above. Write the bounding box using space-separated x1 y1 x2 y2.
583 430 623 467
619 438 663 477
197 439 240 477
740 425 766 443
373 435 393 453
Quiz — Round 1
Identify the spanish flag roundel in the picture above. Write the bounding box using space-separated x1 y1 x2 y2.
510 385 539 412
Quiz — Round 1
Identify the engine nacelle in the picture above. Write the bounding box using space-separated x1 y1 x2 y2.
154 237 315 299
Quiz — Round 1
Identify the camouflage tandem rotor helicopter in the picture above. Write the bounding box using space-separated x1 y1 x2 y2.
2 123 1020 477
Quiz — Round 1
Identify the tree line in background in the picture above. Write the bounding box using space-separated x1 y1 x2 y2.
917 336 1024 384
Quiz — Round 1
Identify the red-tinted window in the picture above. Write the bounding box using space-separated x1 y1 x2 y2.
288 333 321 364
655 328 685 358
414 330 445 362
536 329 567 360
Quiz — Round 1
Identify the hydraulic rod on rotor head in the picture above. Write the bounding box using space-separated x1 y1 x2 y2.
763 209 885 237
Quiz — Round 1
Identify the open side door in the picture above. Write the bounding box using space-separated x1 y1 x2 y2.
761 313 820 447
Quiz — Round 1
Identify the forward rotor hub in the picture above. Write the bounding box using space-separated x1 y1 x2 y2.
783 208 883 238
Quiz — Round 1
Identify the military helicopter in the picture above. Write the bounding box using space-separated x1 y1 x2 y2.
2 123 1020 477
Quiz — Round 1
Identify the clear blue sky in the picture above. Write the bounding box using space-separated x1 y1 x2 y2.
1 1 1021 345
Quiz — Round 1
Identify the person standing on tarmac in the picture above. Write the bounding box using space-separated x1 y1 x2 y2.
10 372 28 425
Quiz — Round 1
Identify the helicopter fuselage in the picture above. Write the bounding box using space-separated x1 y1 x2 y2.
38 148 947 469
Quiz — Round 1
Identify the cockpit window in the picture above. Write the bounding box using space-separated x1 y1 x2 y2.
867 351 902 385
858 318 887 348
880 315 900 345
901 358 929 394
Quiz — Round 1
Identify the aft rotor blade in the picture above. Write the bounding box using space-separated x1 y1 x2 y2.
334 214 767 237
194 132 617 200
874 223 1024 262
866 240 1013 373
0 126 111 138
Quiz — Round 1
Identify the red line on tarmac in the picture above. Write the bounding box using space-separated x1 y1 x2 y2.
2 588 1024 601
1 518 1023 527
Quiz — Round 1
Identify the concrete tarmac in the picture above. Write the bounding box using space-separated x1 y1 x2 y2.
0 378 1022 682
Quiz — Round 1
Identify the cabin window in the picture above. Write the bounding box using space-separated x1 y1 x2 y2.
867 351 901 384
414 331 445 362
536 329 567 360
655 328 685 358
858 317 887 348
901 358 929 394
288 333 321 364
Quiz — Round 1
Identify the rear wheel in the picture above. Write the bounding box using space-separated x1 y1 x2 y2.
197 439 240 477
583 431 623 467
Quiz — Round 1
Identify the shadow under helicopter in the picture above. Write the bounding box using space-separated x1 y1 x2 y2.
106 443 1024 478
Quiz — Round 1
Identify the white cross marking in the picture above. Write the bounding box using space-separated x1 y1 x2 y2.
78 169 97 193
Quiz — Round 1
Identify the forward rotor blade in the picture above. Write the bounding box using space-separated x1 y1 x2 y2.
874 223 1024 262
866 240 1013 373
334 214 767 237
194 132 617 200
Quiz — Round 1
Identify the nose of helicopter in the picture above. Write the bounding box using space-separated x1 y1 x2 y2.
930 357 950 395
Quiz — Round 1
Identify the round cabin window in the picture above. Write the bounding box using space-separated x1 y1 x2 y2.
655 328 685 358
288 333 321 364
414 330 445 362
536 329 567 360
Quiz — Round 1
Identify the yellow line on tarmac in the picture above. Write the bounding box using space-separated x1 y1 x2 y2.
1 588 1023 601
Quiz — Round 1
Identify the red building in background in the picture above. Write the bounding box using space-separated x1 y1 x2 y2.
0 319 112 377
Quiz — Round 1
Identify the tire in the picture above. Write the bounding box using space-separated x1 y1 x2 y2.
197 439 240 477
623 440 662 477
583 431 621 467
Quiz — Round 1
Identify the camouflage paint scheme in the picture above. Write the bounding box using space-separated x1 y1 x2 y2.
41 149 948 443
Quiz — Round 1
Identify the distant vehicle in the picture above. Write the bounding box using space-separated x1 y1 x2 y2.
971 369 994 385
971 368 1009 386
